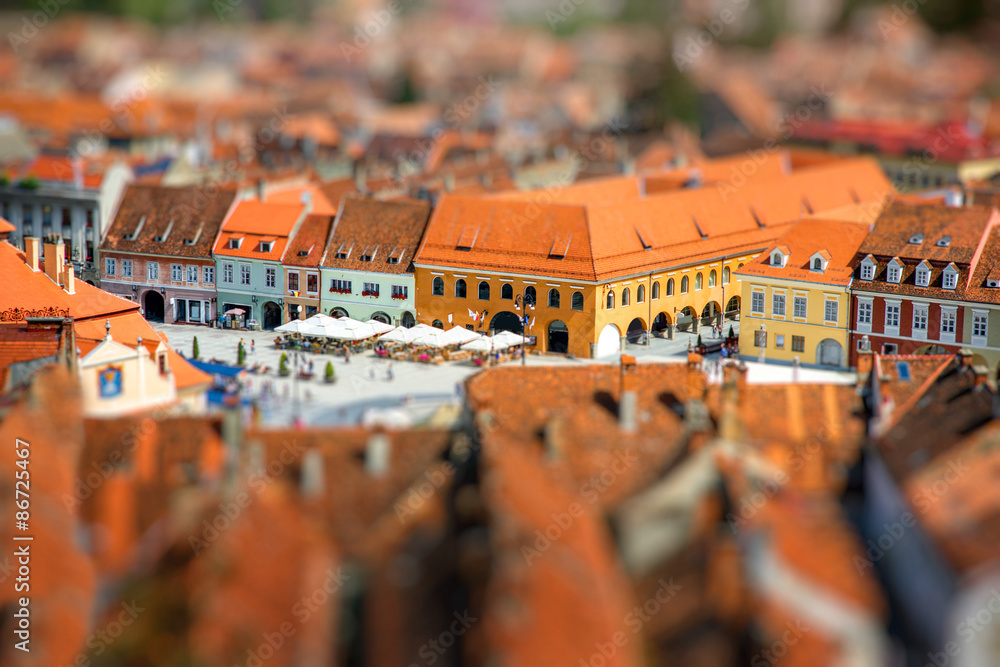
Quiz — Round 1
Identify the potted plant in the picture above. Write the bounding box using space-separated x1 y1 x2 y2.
324 361 336 384
192 336 200 360
278 352 290 376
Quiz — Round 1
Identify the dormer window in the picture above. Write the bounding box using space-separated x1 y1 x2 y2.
915 263 931 287
812 258 822 270
887 258 903 284
909 233 923 245
227 236 243 250
257 240 274 253
770 246 789 268
772 252 783 266
937 236 952 248
942 264 958 290
334 242 352 260
360 245 379 262
988 277 1000 289
809 250 830 273
860 257 876 281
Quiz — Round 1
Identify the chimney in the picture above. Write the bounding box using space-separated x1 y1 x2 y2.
62 262 75 294
300 448 325 499
24 237 40 271
444 173 456 192
43 235 65 285
619 354 638 432
722 361 748 398
856 335 874 378
257 179 267 202
686 350 707 399
365 431 391 477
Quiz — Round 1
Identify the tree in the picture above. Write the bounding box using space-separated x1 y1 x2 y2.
237 341 245 366
324 361 335 383
192 336 200 360
697 334 703 347
728 325 735 340
279 353 289 375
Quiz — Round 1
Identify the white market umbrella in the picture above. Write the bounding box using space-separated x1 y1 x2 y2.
462 336 501 352
492 330 527 347
275 319 312 333
411 329 453 348
380 323 438 344
364 319 395 335
301 320 349 338
442 326 482 345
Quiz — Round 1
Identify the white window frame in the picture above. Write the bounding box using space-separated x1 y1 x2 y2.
751 289 765 316
240 263 251 286
306 272 318 294
203 266 214 284
391 284 408 299
793 295 807 320
187 265 198 283
856 297 873 332
971 309 989 347
915 266 930 287
171 263 183 282
824 298 839 324
147 262 159 281
943 268 958 290
287 271 299 292
772 291 786 318
105 257 116 276
122 259 132 278
939 306 957 343
912 304 928 339
222 262 234 284
265 266 276 289
887 260 902 284
860 259 875 281
884 300 901 336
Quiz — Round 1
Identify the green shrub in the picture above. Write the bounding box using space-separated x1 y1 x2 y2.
279 352 289 374
192 336 200 360
325 361 335 379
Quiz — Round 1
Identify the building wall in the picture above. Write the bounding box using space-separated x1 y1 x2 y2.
214 256 284 324
319 268 416 325
0 191 102 280
849 292 971 364
283 266 322 322
100 251 218 324
739 276 852 367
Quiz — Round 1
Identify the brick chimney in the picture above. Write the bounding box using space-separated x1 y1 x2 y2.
619 354 638 432
61 262 75 294
686 351 707 399
543 415 565 458
43 235 65 285
24 237 40 271
257 178 267 202
856 335 874 378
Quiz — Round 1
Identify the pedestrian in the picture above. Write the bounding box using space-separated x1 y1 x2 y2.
251 340 256 355
344 348 351 364
386 364 394 381
308 359 314 374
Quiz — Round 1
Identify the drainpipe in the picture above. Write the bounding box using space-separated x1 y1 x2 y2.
647 270 652 345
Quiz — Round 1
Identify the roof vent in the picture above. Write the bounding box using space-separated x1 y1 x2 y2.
937 236 951 248
988 279 1000 288
909 233 923 245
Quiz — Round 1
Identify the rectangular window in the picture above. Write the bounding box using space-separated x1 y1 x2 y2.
307 273 318 293
187 265 198 283
882 343 898 354
772 293 786 317
888 266 901 283
775 334 785 348
943 272 957 289
912 307 928 331
265 267 276 288
362 282 380 296
916 268 929 286
330 279 352 293
973 312 988 340
754 330 767 348
240 264 251 286
885 304 900 329
147 262 159 281
171 264 183 282
105 257 116 276
858 301 872 325
941 311 956 334
203 266 214 284
824 300 838 323
222 263 233 284
791 335 805 353
391 285 408 299
751 291 764 315
793 296 807 319
861 263 874 280
288 272 299 292
122 259 132 278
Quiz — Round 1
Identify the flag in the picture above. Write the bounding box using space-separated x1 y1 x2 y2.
514 303 520 310
468 308 476 321
448 313 453 324
530 317 535 328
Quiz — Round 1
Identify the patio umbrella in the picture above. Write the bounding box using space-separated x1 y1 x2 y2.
411 329 453 348
364 319 395 335
492 330 527 347
379 323 438 344
301 320 349 338
461 336 502 352
223 307 246 316
275 319 312 333
442 326 482 345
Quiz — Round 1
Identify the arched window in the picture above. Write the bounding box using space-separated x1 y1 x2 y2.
501 283 513 299
432 319 444 329
432 277 444 295
455 279 467 298
680 276 689 293
737 263 743 269
637 284 645 302
524 286 536 306
666 278 674 296
622 288 630 306
709 270 717 287
478 281 490 300
548 288 560 308
651 281 660 299
695 273 703 290
723 267 730 284
571 291 584 311
606 291 615 309
813 258 822 270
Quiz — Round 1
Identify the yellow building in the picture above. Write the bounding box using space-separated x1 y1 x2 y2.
735 218 871 367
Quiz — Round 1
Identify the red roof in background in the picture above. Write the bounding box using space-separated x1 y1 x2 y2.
283 214 334 268
213 200 303 261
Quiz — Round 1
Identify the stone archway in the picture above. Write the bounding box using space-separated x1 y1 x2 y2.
676 306 695 333
652 312 673 339
817 338 844 367
596 323 621 358
401 312 415 328
489 311 523 334
725 296 741 320
371 311 392 324
143 290 165 322
262 301 282 329
330 307 349 318
701 301 721 327
626 317 646 344
547 320 569 354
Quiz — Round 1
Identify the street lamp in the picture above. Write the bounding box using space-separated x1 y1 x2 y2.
514 293 534 367
758 323 767 364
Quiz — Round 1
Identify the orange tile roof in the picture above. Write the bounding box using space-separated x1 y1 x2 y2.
266 184 338 216
0 218 14 234
736 218 871 286
489 173 643 205
283 214 334 268
212 200 303 261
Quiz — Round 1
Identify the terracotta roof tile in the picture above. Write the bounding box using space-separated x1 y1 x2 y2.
736 218 870 286
320 197 431 275
212 200 304 261
283 214 334 268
